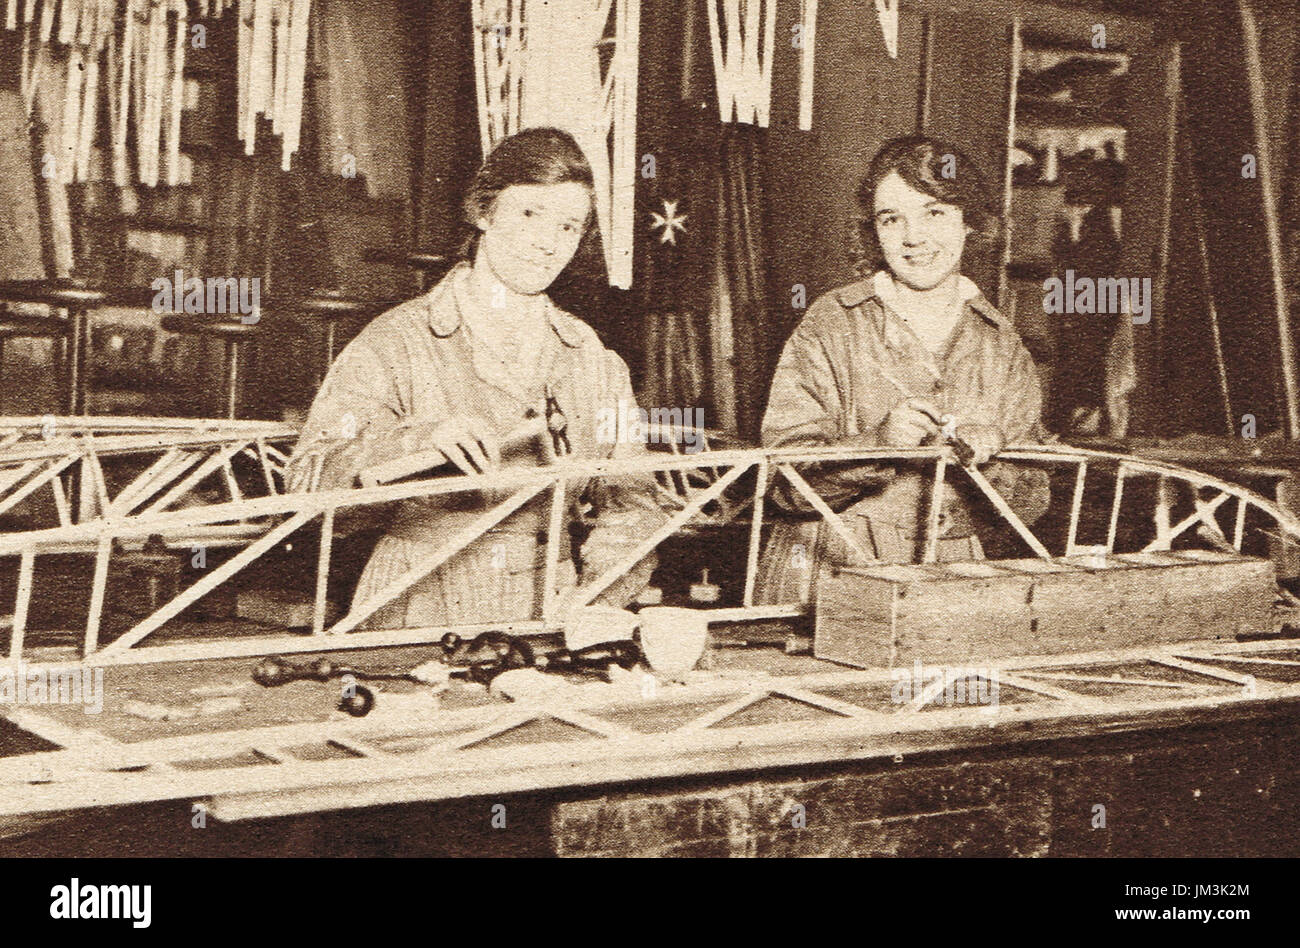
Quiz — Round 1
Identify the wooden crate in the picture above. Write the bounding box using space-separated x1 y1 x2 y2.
814 551 1276 669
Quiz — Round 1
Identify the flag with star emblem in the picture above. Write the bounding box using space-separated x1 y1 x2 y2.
634 3 720 426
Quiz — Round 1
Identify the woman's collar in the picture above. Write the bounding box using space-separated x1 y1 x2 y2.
835 270 1006 328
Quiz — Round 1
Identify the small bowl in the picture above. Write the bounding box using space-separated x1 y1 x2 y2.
637 607 709 677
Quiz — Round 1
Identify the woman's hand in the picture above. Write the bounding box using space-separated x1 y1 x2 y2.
949 422 1004 466
427 416 500 475
878 398 944 448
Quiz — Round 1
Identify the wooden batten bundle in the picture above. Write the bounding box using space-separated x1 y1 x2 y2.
706 0 777 127
235 0 311 169
5 0 313 185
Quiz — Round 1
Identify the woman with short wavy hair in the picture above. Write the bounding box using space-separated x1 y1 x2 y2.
849 136 1000 278
756 135 1049 605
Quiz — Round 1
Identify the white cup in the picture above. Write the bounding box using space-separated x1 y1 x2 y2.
637 607 709 677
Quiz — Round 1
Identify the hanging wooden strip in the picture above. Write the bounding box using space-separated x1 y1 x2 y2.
874 0 898 59
58 0 78 44
237 0 252 150
272 0 288 134
797 0 816 130
142 0 166 185
706 0 777 127
76 0 95 46
112 1 135 185
280 0 310 170
469 0 491 154
242 0 270 150
75 27 101 180
38 0 56 43
59 43 84 183
609 0 639 287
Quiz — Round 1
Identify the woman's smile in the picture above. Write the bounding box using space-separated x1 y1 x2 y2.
902 248 942 268
873 171 969 291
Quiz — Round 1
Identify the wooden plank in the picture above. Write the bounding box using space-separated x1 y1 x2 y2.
83 534 113 655
742 458 767 606
922 454 947 563
8 548 35 660
3 677 1286 823
311 508 334 635
816 561 1033 669
541 479 566 626
1035 553 1274 650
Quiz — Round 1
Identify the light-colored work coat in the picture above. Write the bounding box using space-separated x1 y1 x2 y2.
289 263 660 628
755 271 1047 605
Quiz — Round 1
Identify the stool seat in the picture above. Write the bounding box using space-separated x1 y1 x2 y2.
0 279 155 309
0 314 70 337
294 290 399 319
285 293 400 379
360 249 451 272
160 316 263 339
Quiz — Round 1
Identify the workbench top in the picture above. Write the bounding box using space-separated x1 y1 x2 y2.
5 625 1300 831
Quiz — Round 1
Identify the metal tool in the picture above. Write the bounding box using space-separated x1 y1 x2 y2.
440 631 641 680
940 413 977 467
534 640 642 674
544 384 571 457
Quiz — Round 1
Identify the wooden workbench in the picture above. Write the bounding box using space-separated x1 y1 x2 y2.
4 628 1300 857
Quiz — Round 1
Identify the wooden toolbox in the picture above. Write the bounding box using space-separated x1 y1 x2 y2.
813 550 1276 669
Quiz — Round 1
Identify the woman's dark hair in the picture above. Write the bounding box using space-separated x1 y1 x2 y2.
850 135 999 278
458 127 597 260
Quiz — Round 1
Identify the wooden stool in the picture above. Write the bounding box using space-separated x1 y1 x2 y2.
293 290 399 381
159 316 262 419
0 279 134 415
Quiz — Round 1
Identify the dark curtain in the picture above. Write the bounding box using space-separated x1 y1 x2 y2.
414 0 481 256
715 123 771 441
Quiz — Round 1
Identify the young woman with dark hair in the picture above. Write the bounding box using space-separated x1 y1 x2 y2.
290 127 661 628
756 135 1050 605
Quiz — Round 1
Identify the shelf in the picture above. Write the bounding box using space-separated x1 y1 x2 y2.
84 215 214 236
1018 101 1126 129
